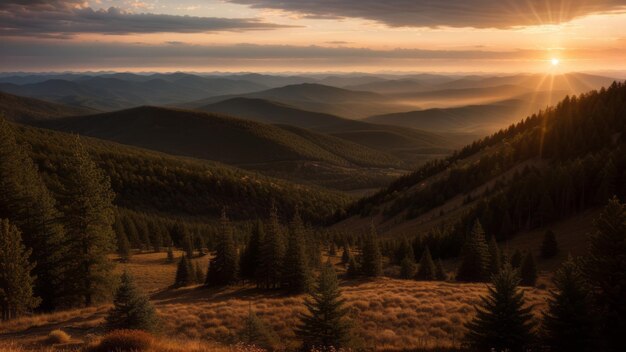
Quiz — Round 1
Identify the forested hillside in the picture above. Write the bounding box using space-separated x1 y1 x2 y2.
339 82 626 244
12 123 347 224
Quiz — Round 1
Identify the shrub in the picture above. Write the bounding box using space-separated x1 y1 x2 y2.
46 329 71 344
91 330 153 352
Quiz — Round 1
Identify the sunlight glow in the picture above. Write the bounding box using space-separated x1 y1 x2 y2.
551 58 560 66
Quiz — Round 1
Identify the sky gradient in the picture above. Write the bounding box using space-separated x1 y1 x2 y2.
1 0 625 73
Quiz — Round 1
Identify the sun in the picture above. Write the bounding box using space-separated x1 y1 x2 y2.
551 58 560 66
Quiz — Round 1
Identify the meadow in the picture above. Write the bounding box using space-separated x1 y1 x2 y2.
0 251 551 351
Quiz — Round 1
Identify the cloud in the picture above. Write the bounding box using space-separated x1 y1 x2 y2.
0 0 292 38
228 0 626 28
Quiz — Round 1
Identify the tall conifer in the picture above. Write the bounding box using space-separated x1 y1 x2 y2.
361 223 382 277
206 210 238 286
62 137 116 306
0 219 40 320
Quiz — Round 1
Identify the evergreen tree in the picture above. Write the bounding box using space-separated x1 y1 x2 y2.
520 252 538 286
149 221 164 253
195 235 206 256
582 197 626 352
360 223 382 277
238 305 278 350
416 247 436 281
346 256 359 278
257 206 284 289
510 249 523 269
464 266 535 352
435 259 447 281
166 245 175 263
400 256 417 279
487 236 502 276
282 211 312 293
0 219 41 320
117 231 132 263
594 160 616 204
106 271 157 332
0 118 66 311
62 137 116 306
541 230 559 259
122 217 140 249
182 231 194 259
395 238 414 264
340 244 351 265
240 220 264 281
206 210 238 286
543 257 596 352
296 262 350 350
456 220 490 282
174 255 193 287
193 261 204 284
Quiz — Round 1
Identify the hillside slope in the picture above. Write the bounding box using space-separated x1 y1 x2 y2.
31 105 414 191
186 83 414 118
13 123 347 224
197 97 457 165
0 91 95 122
336 82 626 244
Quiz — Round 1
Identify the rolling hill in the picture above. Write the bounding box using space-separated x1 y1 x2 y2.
32 105 414 191
197 97 458 164
186 83 414 118
0 73 267 111
11 122 348 224
0 91 95 122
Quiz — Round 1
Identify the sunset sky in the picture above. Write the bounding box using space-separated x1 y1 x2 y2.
1 0 625 73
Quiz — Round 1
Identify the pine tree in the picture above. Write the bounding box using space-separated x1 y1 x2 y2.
0 118 66 311
464 266 535 352
174 255 193 287
395 238 414 264
195 235 206 256
240 220 264 281
487 236 502 276
361 223 382 277
106 271 157 332
123 217 140 249
238 305 278 350
257 206 284 289
520 252 537 286
340 244 351 265
193 261 204 284
456 220 490 282
62 137 116 306
543 257 596 352
346 256 359 278
416 247 436 281
182 230 194 259
149 221 164 253
541 230 559 259
296 262 351 350
0 219 41 320
582 197 626 352
166 245 175 263
282 211 312 293
435 259 447 281
206 210 238 286
117 231 132 263
400 256 417 279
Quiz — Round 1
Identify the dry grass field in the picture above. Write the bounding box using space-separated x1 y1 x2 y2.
0 250 552 351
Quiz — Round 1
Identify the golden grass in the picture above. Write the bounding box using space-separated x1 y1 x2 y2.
1 251 551 351
112 250 210 294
